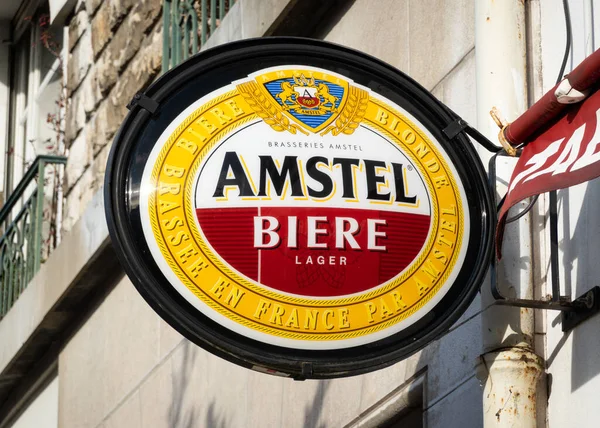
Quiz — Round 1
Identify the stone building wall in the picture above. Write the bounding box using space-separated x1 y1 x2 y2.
63 0 163 232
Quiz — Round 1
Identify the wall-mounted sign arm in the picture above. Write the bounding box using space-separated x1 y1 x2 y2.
488 151 600 332
442 117 504 154
464 125 504 154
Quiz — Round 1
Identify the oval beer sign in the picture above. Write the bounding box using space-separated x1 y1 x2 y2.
105 39 493 378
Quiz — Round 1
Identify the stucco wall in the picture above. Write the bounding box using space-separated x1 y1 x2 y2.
0 22 9 199
57 1 483 427
11 378 58 428
59 278 483 428
539 1 600 427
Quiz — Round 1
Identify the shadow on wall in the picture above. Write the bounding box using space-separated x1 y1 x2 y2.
491 171 534 347
565 177 600 392
167 339 332 428
205 402 228 428
302 380 330 428
169 342 198 428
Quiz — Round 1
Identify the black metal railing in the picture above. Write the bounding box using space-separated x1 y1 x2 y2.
0 155 67 318
162 0 235 73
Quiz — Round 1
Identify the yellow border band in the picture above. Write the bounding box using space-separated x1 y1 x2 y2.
146 71 464 341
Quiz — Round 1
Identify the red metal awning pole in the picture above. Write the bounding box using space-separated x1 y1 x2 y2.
501 48 600 148
496 47 600 260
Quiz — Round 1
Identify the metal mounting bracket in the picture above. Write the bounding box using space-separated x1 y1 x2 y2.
487 150 600 332
434 112 600 331
442 118 469 139
443 118 504 154
127 92 159 115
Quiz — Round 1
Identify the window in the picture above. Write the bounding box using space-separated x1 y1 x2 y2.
9 376 58 428
344 372 425 428
0 3 68 317
3 6 67 258
383 407 424 428
7 10 66 195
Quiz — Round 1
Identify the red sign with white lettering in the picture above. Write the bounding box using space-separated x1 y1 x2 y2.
497 88 600 255
197 207 430 297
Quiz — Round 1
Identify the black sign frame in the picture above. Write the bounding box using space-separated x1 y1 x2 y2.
105 38 493 379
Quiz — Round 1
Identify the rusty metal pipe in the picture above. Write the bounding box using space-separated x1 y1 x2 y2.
476 350 544 428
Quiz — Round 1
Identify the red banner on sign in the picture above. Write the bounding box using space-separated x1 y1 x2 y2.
497 87 600 257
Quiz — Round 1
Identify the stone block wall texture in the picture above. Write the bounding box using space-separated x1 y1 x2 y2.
63 0 163 232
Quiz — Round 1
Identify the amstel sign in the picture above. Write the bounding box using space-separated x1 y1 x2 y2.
105 39 493 378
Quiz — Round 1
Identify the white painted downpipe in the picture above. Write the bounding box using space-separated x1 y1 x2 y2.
583 0 594 56
475 1 546 427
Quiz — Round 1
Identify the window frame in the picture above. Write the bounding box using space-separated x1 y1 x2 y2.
343 370 426 428
6 5 67 198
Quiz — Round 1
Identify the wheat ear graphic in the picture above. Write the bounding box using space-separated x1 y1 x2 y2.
321 87 369 136
238 82 309 136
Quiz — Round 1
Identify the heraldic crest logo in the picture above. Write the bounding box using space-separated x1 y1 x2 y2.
236 69 369 135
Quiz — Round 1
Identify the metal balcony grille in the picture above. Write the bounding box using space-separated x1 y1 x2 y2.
0 155 67 319
162 0 235 73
